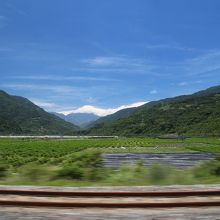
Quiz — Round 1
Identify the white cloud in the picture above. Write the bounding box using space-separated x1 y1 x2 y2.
81 56 153 74
178 82 188 86
1 83 77 94
30 99 57 108
86 97 97 103
185 50 220 76
145 43 194 51
195 80 202 84
150 89 158 94
60 102 148 117
10 75 119 82
83 56 144 68
83 56 122 66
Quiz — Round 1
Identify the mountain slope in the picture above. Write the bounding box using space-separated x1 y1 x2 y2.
53 112 99 128
88 107 138 128
0 90 78 135
87 85 220 136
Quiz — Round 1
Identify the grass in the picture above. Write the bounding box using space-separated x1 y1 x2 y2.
1 161 220 186
0 137 220 167
0 137 220 186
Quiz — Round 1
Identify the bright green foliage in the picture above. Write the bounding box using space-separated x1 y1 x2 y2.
0 137 220 168
56 151 105 181
0 137 220 185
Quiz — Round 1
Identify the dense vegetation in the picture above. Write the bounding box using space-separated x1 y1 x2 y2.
0 90 78 135
87 85 220 136
1 85 220 136
0 137 220 186
1 137 220 167
1 86 220 185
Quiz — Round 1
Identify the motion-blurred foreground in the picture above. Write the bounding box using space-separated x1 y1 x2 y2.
1 137 220 186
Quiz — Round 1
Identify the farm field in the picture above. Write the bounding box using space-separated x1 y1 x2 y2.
0 137 220 186
1 137 220 165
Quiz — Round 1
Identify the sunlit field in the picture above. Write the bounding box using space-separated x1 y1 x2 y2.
0 137 220 186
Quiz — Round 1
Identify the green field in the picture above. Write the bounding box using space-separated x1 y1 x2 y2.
1 137 220 168
0 137 220 186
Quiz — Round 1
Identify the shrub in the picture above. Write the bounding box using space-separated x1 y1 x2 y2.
19 164 50 182
0 163 7 178
192 159 220 179
83 168 108 181
56 165 83 180
147 163 172 184
63 151 103 168
108 162 148 184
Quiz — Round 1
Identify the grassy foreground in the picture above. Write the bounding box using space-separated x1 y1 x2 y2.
0 137 220 186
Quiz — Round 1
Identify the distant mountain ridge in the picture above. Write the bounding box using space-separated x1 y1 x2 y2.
87 85 220 136
88 107 139 128
1 85 220 136
53 112 99 128
0 90 78 135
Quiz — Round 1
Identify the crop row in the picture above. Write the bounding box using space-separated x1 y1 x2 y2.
0 137 220 167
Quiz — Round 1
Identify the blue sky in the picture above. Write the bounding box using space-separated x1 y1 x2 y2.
0 0 220 115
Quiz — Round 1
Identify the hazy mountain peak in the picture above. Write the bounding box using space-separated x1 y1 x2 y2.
53 112 100 128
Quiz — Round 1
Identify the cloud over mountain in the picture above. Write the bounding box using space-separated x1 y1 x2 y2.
60 102 147 117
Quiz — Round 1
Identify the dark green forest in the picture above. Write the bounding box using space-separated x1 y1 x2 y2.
1 85 220 136
87 85 220 136
0 90 78 135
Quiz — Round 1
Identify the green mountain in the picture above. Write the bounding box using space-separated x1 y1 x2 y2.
0 90 78 135
87 85 220 136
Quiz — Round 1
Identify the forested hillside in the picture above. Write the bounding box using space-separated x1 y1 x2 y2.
88 85 220 136
0 90 78 135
